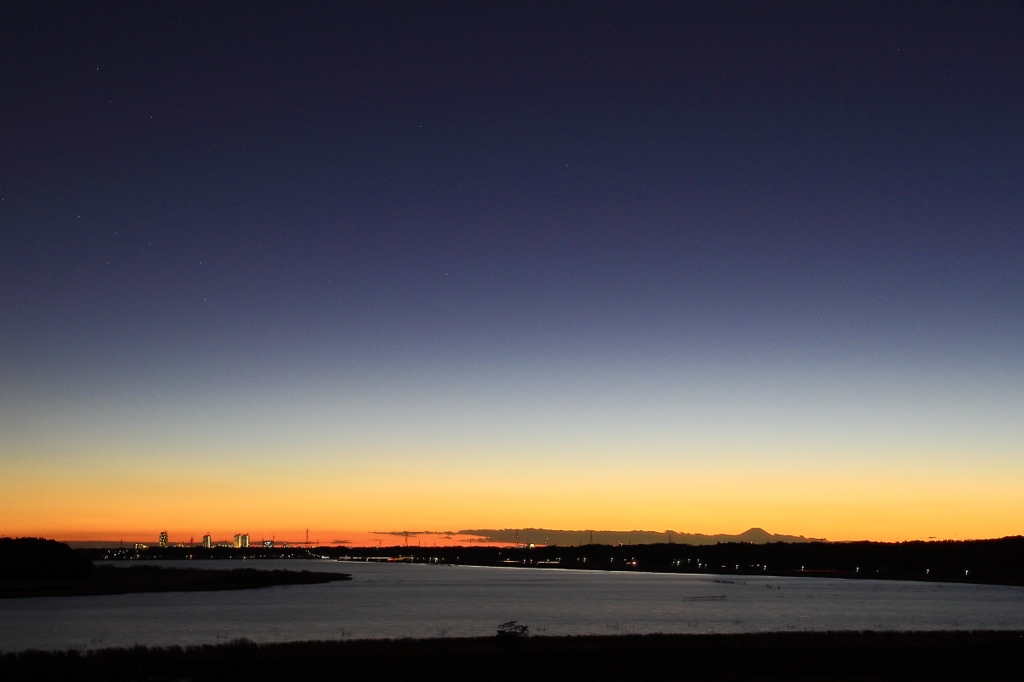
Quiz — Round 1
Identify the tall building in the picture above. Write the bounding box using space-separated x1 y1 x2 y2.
158 531 168 548
233 533 249 548
202 533 212 549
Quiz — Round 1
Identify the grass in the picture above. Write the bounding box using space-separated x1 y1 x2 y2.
2 630 1023 681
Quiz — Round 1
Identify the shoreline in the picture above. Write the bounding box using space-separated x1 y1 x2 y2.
98 554 1024 590
84 535 1024 589
342 558 1024 589
0 564 350 599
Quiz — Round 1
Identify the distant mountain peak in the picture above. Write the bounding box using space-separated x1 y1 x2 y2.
735 527 772 538
457 527 825 546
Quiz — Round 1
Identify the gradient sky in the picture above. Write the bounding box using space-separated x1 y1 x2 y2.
2 1 1022 545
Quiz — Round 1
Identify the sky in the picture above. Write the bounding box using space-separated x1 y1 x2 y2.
2 1 1022 545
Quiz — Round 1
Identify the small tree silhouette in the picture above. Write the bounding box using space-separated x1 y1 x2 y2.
496 620 529 638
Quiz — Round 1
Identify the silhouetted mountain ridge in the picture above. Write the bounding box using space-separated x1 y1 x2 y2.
458 527 823 546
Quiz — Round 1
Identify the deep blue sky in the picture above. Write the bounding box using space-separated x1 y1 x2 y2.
2 1 1022 542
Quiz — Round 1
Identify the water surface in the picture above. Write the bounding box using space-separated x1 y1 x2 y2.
1 560 1022 652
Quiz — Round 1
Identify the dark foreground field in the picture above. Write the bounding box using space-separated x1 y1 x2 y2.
3 631 1023 681
0 564 351 599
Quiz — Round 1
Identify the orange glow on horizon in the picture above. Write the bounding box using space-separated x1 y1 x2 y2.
4 449 1020 545
12 520 1020 547
35 530 517 549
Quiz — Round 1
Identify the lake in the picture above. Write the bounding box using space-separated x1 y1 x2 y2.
2 560 1023 653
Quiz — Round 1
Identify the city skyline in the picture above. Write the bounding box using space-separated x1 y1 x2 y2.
2 2 1022 544
53 526 831 549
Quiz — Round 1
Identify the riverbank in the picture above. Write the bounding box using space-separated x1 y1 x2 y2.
92 536 1024 588
0 564 350 599
3 630 1022 681
79 536 1024 589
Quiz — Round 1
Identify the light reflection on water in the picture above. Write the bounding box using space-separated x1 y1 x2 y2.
1 560 1023 652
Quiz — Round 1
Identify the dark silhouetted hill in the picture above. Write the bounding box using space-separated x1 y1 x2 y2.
0 537 94 582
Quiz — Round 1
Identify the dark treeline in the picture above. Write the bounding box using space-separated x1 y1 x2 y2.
357 537 1024 585
85 536 1024 586
3 631 1023 681
1 539 355 598
0 538 94 581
